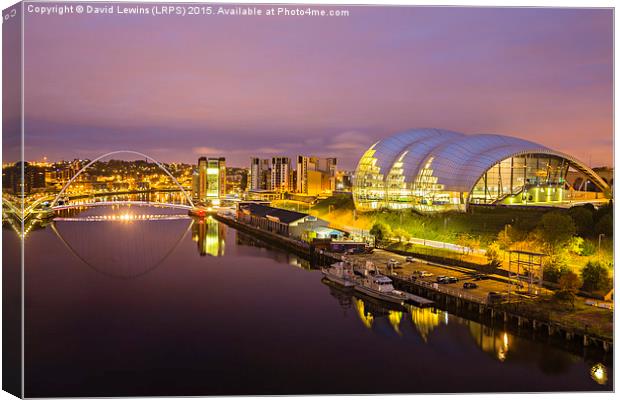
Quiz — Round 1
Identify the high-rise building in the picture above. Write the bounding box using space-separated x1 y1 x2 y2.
197 157 226 202
296 156 337 195
250 158 271 191
198 157 208 200
271 157 291 192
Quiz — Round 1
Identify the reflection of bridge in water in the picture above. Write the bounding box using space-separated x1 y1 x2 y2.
52 207 194 279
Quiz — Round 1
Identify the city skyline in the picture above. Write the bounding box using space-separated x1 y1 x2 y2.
4 6 613 169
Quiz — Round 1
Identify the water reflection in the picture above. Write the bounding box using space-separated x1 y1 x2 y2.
410 306 445 342
51 206 193 279
321 279 613 386
192 216 226 257
354 298 374 328
388 310 403 335
591 363 608 385
327 279 447 340
17 206 613 394
468 322 510 362
236 231 312 270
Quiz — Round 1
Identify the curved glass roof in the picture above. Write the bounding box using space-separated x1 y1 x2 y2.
356 128 609 196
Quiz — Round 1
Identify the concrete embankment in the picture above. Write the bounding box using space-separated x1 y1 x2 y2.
212 213 336 264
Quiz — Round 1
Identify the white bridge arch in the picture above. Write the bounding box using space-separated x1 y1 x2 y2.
51 150 195 208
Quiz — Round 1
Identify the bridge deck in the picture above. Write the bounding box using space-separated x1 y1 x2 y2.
51 201 192 210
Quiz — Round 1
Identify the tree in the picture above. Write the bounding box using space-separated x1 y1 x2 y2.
581 260 611 293
370 222 392 246
538 211 576 251
555 271 581 309
456 234 480 255
496 225 513 250
392 228 411 242
484 242 503 273
486 242 502 263
595 214 613 236
568 207 594 237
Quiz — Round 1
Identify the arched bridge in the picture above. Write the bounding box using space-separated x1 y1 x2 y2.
52 200 193 211
51 150 195 209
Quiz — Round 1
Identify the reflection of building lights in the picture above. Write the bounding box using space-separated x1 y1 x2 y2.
590 363 607 385
354 298 373 329
497 332 509 362
388 310 403 335
410 306 441 342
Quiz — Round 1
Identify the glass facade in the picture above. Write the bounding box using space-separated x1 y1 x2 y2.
352 129 608 213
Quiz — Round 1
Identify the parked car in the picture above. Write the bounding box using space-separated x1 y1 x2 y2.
419 271 433 277
405 256 414 262
463 282 477 289
473 274 489 281
436 276 448 283
447 277 458 283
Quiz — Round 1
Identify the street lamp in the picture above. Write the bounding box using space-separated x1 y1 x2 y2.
598 233 605 255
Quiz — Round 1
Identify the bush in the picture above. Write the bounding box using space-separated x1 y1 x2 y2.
567 237 585 255
580 240 597 256
580 260 612 293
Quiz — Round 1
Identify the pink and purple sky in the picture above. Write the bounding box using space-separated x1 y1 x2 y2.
12 4 614 169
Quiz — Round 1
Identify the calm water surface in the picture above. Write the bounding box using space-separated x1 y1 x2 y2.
16 205 612 396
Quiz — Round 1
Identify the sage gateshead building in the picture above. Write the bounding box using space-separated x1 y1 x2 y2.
352 128 610 213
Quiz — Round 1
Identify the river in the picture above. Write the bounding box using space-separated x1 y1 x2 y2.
8 205 612 396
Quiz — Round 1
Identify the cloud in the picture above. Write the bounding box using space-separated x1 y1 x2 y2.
193 146 286 157
193 146 226 155
256 147 285 154
326 131 373 151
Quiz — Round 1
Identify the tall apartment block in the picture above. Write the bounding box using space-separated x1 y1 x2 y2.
271 157 291 192
296 156 337 195
250 158 272 191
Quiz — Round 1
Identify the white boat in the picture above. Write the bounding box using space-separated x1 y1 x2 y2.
321 262 357 288
354 274 408 305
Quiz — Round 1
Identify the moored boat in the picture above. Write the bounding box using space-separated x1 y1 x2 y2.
354 273 408 305
321 261 357 288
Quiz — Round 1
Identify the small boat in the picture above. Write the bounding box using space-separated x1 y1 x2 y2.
354 273 408 305
321 262 357 288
